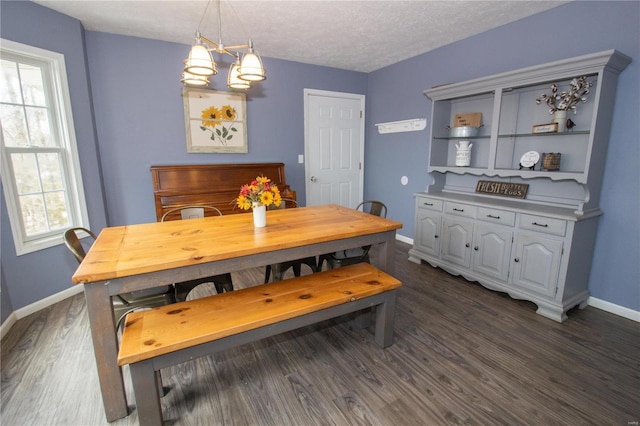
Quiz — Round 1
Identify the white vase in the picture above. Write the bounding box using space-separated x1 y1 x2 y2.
252 203 266 228
455 140 472 167
553 110 567 132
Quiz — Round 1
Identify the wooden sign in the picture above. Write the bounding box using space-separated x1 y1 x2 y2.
532 122 558 133
475 180 529 199
453 112 482 127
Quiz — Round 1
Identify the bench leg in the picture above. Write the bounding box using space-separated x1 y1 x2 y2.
355 309 372 329
130 360 163 426
374 290 397 348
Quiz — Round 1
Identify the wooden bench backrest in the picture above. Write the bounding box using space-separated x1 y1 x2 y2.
118 263 401 365
150 163 297 221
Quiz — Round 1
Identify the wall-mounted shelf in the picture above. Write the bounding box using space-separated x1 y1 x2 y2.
375 118 426 134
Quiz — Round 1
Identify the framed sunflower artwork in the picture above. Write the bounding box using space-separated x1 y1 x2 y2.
183 88 247 153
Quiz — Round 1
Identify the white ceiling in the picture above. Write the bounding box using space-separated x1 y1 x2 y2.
32 0 568 73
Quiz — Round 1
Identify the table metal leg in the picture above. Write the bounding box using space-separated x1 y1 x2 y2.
84 282 129 421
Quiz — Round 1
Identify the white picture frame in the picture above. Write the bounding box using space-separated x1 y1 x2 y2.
183 88 247 153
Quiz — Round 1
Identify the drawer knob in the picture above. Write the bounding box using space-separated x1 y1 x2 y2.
532 222 549 228
514 257 520 263
424 202 433 206
487 214 501 219
474 246 479 251
453 208 464 212
465 243 470 248
434 235 438 239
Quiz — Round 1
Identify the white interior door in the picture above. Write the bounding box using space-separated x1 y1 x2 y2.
304 89 364 207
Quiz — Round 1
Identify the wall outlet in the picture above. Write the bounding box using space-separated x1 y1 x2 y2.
298 154 304 164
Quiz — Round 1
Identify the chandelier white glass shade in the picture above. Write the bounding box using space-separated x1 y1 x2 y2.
182 0 266 89
227 56 251 89
181 70 210 86
237 40 266 82
184 41 217 76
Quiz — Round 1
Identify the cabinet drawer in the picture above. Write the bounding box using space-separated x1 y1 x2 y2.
417 198 443 212
477 207 515 227
444 201 476 218
519 214 566 236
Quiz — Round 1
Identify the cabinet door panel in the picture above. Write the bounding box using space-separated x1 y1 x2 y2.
415 209 441 257
442 217 473 268
511 233 562 297
472 225 512 281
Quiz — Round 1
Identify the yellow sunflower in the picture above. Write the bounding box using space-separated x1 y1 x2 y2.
260 191 274 206
220 105 236 121
273 191 282 208
236 194 251 210
201 106 221 127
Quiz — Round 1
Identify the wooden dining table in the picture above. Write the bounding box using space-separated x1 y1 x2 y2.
72 204 402 422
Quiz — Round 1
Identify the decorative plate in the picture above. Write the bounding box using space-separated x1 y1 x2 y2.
520 151 540 168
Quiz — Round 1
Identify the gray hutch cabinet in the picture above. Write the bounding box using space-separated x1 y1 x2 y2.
409 50 631 322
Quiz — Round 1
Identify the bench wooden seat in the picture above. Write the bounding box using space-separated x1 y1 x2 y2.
117 263 402 426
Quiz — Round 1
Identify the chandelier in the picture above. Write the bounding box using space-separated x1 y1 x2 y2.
181 0 266 89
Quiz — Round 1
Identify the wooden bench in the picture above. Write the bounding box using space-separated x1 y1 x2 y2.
117 263 402 426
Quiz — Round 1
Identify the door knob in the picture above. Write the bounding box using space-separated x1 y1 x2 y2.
310 176 317 182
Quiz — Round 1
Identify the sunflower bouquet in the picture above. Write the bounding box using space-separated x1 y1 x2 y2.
236 176 282 210
200 104 238 146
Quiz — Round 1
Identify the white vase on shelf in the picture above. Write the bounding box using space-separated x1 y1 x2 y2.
553 110 568 132
252 202 266 228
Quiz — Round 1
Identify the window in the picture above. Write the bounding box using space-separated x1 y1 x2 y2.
1 40 89 255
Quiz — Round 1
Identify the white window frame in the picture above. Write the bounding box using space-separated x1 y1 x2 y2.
1 39 89 255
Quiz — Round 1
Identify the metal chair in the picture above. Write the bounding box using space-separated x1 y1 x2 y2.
160 205 234 300
317 200 388 270
264 199 318 282
63 227 176 332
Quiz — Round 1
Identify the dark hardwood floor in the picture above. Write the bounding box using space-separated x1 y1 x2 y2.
2 242 638 425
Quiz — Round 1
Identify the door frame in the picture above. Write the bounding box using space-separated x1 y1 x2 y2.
303 88 365 206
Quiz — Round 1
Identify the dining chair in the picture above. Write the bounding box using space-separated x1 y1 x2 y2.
63 227 176 332
317 200 388 270
160 205 234 300
264 199 318 282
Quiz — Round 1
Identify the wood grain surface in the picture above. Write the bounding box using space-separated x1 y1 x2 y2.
118 263 401 365
2 242 638 425
72 204 402 284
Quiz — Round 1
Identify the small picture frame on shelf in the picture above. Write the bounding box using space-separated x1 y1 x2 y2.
532 122 558 134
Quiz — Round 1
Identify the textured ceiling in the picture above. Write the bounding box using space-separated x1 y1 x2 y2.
32 0 568 73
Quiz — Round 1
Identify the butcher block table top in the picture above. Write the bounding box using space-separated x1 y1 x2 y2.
73 204 402 284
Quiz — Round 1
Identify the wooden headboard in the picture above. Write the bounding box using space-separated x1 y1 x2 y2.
150 163 296 221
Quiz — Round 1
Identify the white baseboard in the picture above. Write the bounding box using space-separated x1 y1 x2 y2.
588 296 640 322
16 285 84 319
396 234 413 245
0 312 17 340
1 285 84 339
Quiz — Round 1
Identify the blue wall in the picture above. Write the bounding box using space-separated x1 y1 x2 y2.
365 1 640 311
0 1 108 318
85 32 367 226
1 0 638 320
